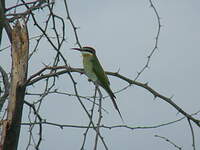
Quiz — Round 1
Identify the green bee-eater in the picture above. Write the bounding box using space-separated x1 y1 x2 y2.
72 46 123 120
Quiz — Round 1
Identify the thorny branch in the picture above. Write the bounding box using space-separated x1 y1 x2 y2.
24 101 43 150
80 86 98 150
114 0 162 95
24 64 200 129
20 110 200 130
135 0 162 80
64 0 81 48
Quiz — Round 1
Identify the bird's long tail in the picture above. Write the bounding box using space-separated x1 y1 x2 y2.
107 88 124 122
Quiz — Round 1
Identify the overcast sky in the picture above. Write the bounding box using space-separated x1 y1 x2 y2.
1 0 200 150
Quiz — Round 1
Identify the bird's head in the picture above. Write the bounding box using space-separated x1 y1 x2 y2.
72 46 96 56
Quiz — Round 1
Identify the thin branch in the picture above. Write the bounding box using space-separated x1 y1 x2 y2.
63 0 81 48
187 119 196 150
0 0 12 43
80 86 98 150
22 109 200 130
69 73 108 150
94 86 103 150
6 0 45 11
7 1 53 22
26 90 108 112
24 100 43 150
155 135 182 150
0 65 9 111
135 0 162 80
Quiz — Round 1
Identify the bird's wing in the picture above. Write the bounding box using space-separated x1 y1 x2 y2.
91 55 124 121
91 55 110 87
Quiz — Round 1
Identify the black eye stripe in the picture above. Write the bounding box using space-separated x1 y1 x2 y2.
83 49 95 54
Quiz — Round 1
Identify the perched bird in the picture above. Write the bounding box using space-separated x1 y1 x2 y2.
72 46 123 121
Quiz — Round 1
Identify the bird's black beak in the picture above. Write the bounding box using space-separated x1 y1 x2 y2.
71 48 82 51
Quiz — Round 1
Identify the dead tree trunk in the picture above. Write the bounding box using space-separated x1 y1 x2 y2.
0 21 29 150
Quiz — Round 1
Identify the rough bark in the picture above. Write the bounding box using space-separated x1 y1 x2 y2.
0 20 29 150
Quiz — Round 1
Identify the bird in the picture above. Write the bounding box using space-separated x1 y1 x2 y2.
72 46 123 121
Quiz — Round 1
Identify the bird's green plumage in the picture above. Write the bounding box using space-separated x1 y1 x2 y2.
82 53 111 93
83 53 123 121
91 55 110 87
73 46 123 121
82 54 98 82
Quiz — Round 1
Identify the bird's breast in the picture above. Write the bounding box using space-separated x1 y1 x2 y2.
82 56 98 82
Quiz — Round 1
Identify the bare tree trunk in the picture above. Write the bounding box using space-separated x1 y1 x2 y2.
0 21 29 150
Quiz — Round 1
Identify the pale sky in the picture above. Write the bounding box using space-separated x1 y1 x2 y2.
1 0 200 150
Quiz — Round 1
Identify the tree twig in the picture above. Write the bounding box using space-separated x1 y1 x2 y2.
155 135 182 150
0 65 9 111
187 119 196 150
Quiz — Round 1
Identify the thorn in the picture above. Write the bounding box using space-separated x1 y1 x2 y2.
137 71 141 75
74 26 80 30
169 94 174 99
42 62 50 67
176 111 180 116
116 68 120 74
88 79 92 82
